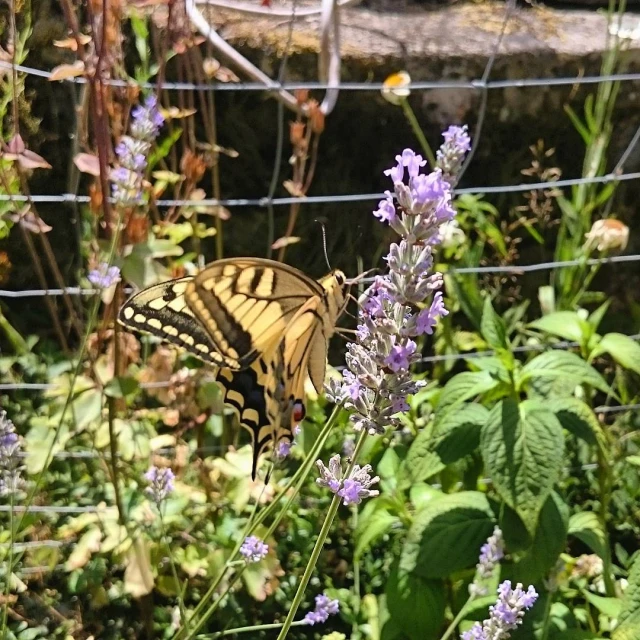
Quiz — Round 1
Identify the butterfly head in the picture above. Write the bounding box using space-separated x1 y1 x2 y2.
318 269 349 320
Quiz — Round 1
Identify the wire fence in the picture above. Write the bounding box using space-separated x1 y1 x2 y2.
2 0 640 575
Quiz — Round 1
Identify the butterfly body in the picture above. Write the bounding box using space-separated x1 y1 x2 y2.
118 258 347 477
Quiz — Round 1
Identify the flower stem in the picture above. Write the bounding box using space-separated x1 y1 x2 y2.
160 511 188 624
177 405 342 639
200 620 306 639
275 429 369 640
401 99 437 167
539 591 554 640
440 594 475 640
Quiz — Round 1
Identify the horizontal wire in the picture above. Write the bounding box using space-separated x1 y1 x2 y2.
0 455 624 520
2 171 640 209
3 59 640 92
0 254 638 299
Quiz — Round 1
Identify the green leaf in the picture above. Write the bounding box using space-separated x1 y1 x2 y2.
512 492 569 584
519 350 611 396
355 499 402 560
613 553 640 640
582 591 621 618
529 311 588 343
588 300 611 333
568 512 607 559
385 567 445 640
406 404 488 482
481 296 508 349
399 491 494 579
468 357 511 383
549 397 605 449
592 333 640 375
104 376 140 399
564 103 591 144
436 371 499 418
481 399 564 534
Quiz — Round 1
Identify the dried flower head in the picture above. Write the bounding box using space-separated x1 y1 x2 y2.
382 71 411 106
239 535 269 563
0 410 24 497
303 593 340 625
584 218 629 253
461 580 538 640
145 466 175 505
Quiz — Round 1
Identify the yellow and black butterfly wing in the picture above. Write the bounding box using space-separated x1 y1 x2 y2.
118 278 244 369
185 258 326 368
215 344 299 479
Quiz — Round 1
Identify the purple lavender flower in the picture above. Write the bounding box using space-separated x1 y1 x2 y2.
413 291 449 336
303 593 340 625
316 454 379 506
145 466 175 505
437 125 471 184
384 338 417 372
130 95 165 142
469 526 505 597
461 580 538 640
276 440 292 458
110 94 163 206
373 193 397 223
316 454 342 493
336 131 469 438
0 410 24 497
88 263 121 289
239 535 269 563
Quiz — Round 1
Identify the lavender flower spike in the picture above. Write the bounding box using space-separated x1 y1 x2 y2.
111 94 164 206
303 593 340 625
145 465 175 505
0 410 24 497
469 526 505 597
239 535 269 563
316 454 380 506
461 580 538 640
337 130 470 437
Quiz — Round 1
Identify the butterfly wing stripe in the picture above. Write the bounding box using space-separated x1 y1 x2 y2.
118 279 241 369
215 359 277 479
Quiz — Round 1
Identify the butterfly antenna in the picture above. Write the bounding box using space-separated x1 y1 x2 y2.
316 220 332 271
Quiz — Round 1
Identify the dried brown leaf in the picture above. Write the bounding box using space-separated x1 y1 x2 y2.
49 60 85 81
53 34 91 50
271 236 300 250
74 152 101 176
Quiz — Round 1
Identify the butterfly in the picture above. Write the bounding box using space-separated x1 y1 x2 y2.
118 258 348 478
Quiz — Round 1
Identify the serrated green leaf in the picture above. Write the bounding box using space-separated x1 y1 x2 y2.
481 399 564 534
549 397 605 449
385 567 445 640
512 492 569 584
406 404 488 482
355 499 401 560
481 296 508 349
613 553 640 640
592 333 640 375
399 491 494 578
519 350 611 396
529 311 588 343
568 512 607 559
436 371 499 418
